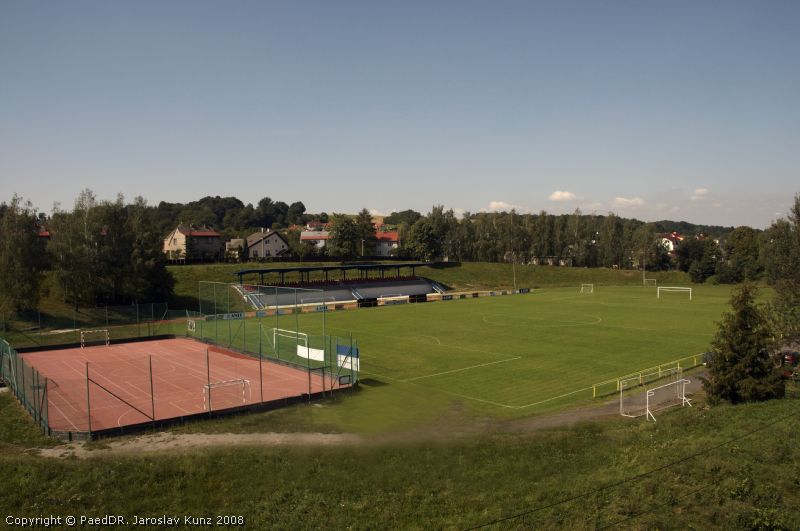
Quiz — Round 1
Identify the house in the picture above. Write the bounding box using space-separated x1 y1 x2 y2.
659 232 683 254
225 239 245 260
374 231 400 257
163 225 223 261
300 230 330 249
245 229 290 259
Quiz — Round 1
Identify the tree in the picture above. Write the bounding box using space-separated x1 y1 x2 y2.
327 214 359 259
702 285 784 404
0 196 46 314
384 209 422 226
48 189 103 308
125 197 175 302
354 208 376 256
406 217 440 261
763 194 800 346
718 226 762 283
287 202 307 226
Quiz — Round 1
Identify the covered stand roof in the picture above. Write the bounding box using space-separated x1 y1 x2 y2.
235 262 433 285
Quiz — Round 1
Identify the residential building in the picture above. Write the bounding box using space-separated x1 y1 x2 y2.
300 230 330 249
660 232 684 254
374 231 400 257
245 229 290 259
163 225 223 261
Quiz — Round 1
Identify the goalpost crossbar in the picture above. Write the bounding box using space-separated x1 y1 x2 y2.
579 284 594 294
643 278 657 286
202 378 251 411
80 329 110 348
271 328 308 347
657 286 692 300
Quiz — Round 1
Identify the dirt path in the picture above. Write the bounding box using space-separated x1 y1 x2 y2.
36 372 707 459
37 431 364 459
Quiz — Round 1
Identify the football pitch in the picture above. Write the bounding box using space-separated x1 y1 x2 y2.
291 284 734 422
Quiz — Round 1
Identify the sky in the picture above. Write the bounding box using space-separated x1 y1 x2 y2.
1 1 798 228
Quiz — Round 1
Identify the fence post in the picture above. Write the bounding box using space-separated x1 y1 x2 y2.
86 362 92 436
21 357 26 410
206 348 212 413
105 306 108 327
44 377 49 434
258 339 264 403
149 355 156 427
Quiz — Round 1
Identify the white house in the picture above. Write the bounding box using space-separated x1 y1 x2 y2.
245 229 290 259
300 230 330 249
374 231 400 257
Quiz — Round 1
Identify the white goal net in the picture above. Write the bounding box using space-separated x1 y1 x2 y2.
80 329 109 348
620 367 692 421
203 379 251 411
657 286 692 300
272 328 308 348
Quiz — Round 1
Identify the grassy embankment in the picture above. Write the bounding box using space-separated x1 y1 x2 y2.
1 388 798 529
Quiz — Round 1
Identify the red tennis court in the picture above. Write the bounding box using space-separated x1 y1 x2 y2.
20 337 346 436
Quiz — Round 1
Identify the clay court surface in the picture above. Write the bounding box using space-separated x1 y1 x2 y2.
21 338 337 434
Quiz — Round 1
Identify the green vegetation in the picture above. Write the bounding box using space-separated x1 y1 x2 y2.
1 386 799 528
704 285 785 404
170 284 735 433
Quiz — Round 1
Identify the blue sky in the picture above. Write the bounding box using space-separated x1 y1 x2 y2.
1 1 798 228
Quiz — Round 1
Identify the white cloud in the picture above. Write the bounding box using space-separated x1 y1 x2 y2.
690 188 709 202
611 196 645 208
548 190 576 202
485 200 523 212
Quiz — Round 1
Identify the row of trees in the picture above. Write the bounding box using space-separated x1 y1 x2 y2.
153 196 316 238
0 191 173 313
321 206 752 282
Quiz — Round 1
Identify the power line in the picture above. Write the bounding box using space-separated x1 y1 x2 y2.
464 407 800 530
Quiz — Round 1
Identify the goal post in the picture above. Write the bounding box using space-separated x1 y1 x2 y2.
620 367 692 420
271 328 308 348
580 283 594 294
657 286 692 300
203 378 251 411
80 329 110 348
643 278 657 287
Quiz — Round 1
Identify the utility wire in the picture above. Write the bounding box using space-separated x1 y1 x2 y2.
464 408 799 530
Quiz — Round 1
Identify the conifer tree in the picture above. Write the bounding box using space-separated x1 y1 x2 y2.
702 285 784 404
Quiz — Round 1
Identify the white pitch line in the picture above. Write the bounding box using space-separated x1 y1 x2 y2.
512 386 595 409
437 389 517 409
403 356 522 382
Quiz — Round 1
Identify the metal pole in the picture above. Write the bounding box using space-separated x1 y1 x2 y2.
206 348 212 413
258 334 264 403
44 377 49 434
86 362 92 436
149 355 156 424
275 287 279 358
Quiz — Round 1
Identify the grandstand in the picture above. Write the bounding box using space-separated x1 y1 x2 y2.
234 263 444 309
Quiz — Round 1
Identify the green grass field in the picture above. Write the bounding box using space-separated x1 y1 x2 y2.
3 268 799 529
176 283 738 434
